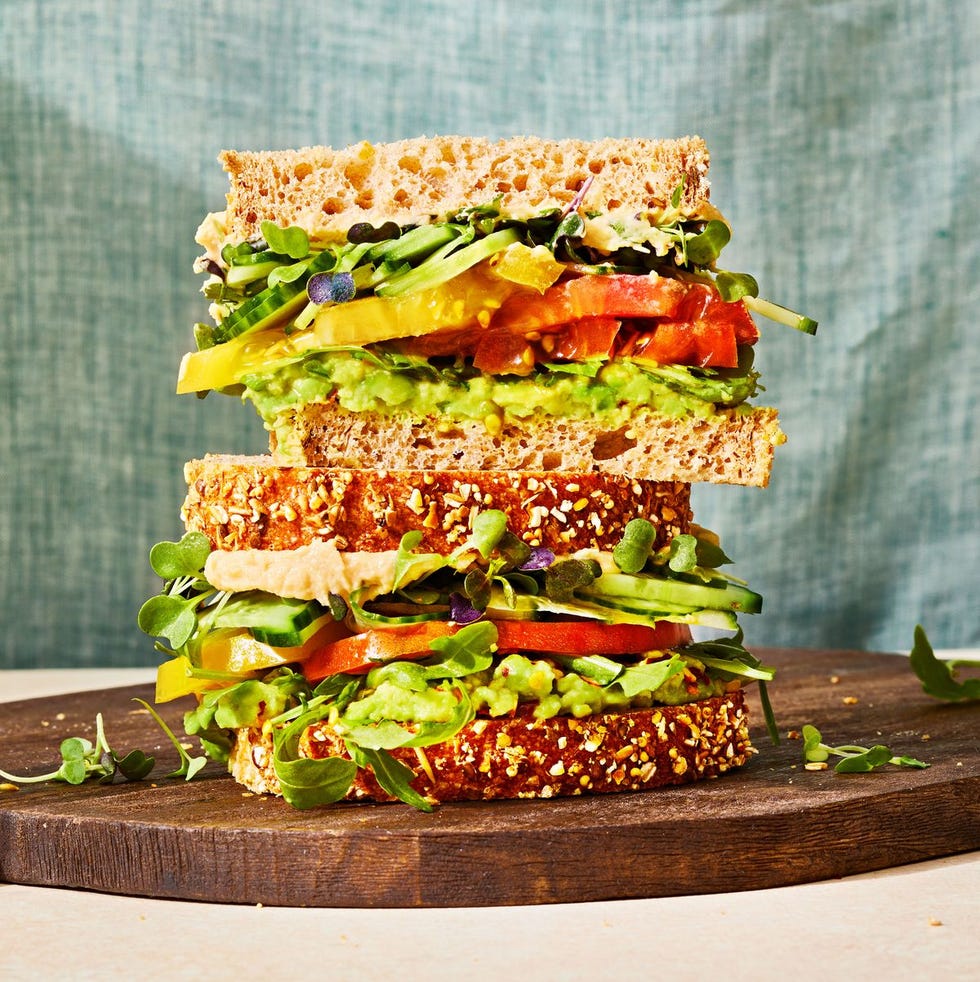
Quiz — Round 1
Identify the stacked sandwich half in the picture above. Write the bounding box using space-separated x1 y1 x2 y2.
140 135 814 810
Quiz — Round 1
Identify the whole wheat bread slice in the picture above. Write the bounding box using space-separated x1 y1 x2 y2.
217 135 713 245
181 455 692 555
269 403 784 488
229 689 751 803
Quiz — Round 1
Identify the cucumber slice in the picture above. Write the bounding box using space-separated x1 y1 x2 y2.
212 594 328 647
369 224 460 264
585 572 762 614
214 250 337 344
575 594 739 631
225 260 281 289
376 227 520 298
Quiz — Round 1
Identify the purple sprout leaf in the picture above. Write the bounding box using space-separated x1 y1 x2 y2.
307 272 356 306
449 592 484 625
520 547 555 571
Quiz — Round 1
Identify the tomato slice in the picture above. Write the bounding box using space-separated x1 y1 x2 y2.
301 619 691 682
629 284 756 368
303 622 455 681
495 620 691 656
404 316 621 376
491 273 686 335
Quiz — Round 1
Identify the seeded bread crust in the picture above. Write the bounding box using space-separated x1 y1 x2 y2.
229 689 752 804
218 135 713 245
181 455 692 554
270 404 784 488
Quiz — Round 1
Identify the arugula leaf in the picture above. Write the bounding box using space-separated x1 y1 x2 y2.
801 723 929 773
273 709 358 809
616 657 685 699
349 745 433 812
425 621 497 677
909 624 980 701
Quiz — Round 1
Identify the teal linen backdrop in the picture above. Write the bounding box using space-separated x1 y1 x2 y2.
1 0 977 668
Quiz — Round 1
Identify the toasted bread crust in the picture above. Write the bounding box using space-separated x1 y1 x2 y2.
218 135 712 244
181 455 692 554
269 404 783 488
229 690 751 803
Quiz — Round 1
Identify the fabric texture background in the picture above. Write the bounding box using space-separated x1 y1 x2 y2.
1 0 977 669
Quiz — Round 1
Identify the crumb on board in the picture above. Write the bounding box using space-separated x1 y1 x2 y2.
842 696 859 705
1 783 19 793
829 675 841 684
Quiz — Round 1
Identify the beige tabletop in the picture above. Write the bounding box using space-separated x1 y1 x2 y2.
1 667 978 982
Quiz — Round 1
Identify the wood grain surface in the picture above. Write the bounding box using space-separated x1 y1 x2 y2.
1 649 977 908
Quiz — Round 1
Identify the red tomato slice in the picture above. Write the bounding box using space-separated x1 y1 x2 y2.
630 284 756 368
469 317 622 375
494 620 691 656
303 622 451 682
472 329 536 375
491 273 686 335
301 619 691 682
546 317 620 361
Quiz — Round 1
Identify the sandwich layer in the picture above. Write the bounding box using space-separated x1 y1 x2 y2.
218 135 713 245
181 455 692 554
270 404 784 487
230 690 751 803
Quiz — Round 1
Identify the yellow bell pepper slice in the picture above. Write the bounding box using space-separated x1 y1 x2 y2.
154 621 352 703
176 261 540 394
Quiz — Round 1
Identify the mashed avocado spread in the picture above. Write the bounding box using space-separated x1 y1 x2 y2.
242 351 759 436
340 652 724 728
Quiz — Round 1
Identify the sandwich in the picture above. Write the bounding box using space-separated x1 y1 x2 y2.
140 135 814 810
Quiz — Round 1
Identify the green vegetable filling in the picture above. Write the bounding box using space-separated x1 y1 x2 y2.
242 349 760 439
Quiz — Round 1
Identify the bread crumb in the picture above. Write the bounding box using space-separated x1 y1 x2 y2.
928 918 943 927
829 675 841 684
842 696 859 705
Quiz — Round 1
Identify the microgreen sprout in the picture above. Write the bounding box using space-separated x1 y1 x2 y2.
0 714 155 786
801 724 929 773
133 699 208 780
612 518 656 573
138 531 217 651
259 220 310 260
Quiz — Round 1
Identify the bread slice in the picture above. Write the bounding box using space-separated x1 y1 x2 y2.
218 135 713 245
269 404 784 488
181 454 692 554
229 689 752 803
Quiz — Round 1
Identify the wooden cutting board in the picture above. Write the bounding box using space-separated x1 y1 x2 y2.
1 649 977 908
